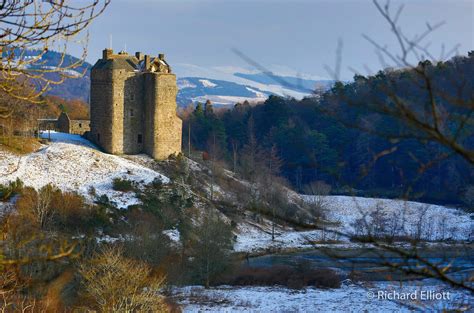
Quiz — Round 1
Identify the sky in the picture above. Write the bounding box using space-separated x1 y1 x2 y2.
75 0 474 80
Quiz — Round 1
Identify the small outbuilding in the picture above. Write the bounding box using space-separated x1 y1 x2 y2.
57 112 90 135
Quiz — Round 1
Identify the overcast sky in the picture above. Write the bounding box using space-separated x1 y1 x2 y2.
77 0 473 80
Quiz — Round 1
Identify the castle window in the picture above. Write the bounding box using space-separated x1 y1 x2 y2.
79 123 82 128
130 109 134 117
130 93 135 101
97 133 100 142
137 134 143 144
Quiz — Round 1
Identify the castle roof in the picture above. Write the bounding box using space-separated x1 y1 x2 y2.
92 49 171 73
92 57 139 71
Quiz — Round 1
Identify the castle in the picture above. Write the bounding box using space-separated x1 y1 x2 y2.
89 48 182 160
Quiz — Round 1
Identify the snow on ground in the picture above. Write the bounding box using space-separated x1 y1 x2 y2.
234 220 321 253
235 196 473 253
171 281 472 312
163 228 181 243
0 132 168 208
0 200 14 219
314 195 474 241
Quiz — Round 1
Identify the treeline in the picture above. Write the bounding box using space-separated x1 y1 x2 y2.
182 54 474 207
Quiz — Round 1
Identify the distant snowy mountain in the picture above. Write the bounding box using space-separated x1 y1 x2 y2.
34 51 332 107
173 63 334 105
233 72 333 94
176 77 269 107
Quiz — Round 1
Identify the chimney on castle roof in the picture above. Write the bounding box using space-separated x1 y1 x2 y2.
158 53 165 60
103 48 113 60
135 52 144 61
144 55 150 71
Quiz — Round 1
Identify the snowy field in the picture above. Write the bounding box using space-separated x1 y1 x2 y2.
319 196 473 241
0 132 168 208
171 280 472 312
235 196 473 253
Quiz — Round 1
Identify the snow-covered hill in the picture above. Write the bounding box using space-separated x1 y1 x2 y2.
317 195 473 241
235 195 473 253
173 63 331 101
0 132 167 209
176 77 269 107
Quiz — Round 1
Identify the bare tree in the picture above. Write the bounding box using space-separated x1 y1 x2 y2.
303 180 331 222
0 0 110 117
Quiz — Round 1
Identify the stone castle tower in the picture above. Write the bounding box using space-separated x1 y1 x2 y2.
90 49 182 160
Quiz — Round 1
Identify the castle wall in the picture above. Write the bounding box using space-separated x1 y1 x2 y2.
143 73 156 156
90 69 114 152
144 73 182 160
122 75 144 154
69 120 90 135
56 112 90 135
108 69 137 154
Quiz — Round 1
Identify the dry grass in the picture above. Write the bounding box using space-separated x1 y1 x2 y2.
0 136 40 155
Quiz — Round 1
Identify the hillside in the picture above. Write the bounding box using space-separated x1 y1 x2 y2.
177 77 269 107
0 132 166 209
0 132 471 254
234 72 333 94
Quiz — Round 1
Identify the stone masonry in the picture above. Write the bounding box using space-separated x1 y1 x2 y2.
89 49 182 160
57 112 90 135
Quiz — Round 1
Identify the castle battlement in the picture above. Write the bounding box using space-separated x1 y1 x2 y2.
89 48 182 160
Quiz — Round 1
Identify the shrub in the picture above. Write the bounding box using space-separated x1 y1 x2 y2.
78 247 168 312
0 178 23 201
52 191 109 232
15 185 108 232
122 209 172 266
15 185 57 228
112 178 134 192
138 181 192 229
0 136 40 154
